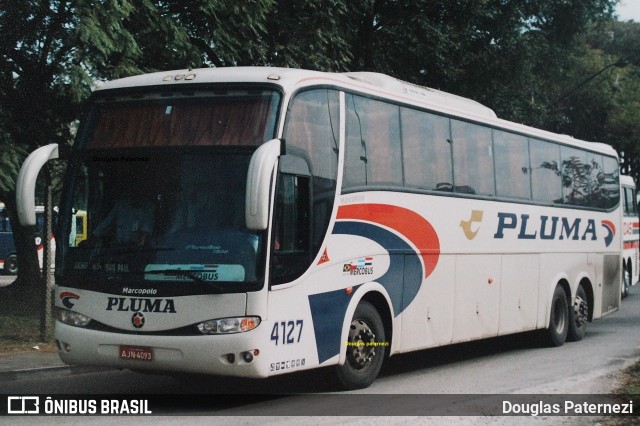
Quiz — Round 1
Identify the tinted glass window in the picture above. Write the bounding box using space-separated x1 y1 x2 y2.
278 89 340 284
530 139 562 203
401 108 453 191
284 90 339 181
86 90 280 149
59 152 264 291
624 186 637 216
494 131 531 199
601 156 620 210
560 146 589 206
343 95 403 188
343 95 367 188
451 120 494 195
585 153 604 208
0 213 10 233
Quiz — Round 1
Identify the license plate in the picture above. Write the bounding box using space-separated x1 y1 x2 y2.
119 345 153 362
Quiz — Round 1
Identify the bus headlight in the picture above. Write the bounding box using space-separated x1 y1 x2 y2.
197 317 260 335
55 308 92 327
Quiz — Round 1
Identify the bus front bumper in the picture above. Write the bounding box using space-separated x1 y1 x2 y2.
54 321 270 378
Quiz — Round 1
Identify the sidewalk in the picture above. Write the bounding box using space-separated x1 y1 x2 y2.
0 350 108 381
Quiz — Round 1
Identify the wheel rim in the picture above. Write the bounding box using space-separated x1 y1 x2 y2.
6 255 17 274
552 297 566 334
573 295 588 327
346 319 377 370
624 268 631 291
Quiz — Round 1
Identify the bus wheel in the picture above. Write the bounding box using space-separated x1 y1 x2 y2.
335 300 386 390
545 285 569 347
5 254 18 275
622 263 630 299
568 284 588 342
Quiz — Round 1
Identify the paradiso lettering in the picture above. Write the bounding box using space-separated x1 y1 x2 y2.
494 213 615 247
106 297 176 313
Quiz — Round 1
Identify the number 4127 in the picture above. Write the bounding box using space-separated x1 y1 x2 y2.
270 320 303 345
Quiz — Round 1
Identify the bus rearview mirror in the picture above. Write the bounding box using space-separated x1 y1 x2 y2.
245 139 283 230
16 143 59 226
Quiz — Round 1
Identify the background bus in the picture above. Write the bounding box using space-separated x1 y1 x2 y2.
16 67 622 389
0 204 18 274
0 204 50 275
0 204 80 275
621 175 639 298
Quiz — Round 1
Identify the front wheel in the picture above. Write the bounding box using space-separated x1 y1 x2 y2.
335 300 386 390
544 285 569 347
568 284 588 342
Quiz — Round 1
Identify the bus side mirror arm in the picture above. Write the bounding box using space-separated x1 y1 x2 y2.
246 139 283 231
16 143 59 226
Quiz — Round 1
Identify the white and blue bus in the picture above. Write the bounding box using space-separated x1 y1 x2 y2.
16 68 621 389
621 175 639 298
0 204 53 275
0 204 18 274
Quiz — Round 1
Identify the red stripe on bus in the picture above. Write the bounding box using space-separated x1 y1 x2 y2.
337 204 440 278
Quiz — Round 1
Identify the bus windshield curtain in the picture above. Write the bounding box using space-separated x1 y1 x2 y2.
88 99 274 149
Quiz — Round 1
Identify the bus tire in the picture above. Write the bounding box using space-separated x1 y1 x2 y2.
568 284 588 342
335 300 386 390
5 254 18 275
622 263 630 299
545 285 569 347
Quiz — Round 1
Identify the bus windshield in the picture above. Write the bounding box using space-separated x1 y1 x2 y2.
57 88 281 293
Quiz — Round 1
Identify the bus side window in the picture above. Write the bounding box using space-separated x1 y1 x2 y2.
271 173 311 286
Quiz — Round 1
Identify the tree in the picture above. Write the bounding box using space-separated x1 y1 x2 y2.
302 0 615 130
263 0 351 70
582 19 640 182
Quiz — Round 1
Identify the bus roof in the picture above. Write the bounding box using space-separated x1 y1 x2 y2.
94 67 618 157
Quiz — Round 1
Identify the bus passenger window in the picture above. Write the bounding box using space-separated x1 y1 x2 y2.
530 139 562 204
494 130 531 200
451 120 494 196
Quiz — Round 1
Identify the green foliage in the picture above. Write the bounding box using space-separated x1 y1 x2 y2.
263 0 351 70
0 142 27 194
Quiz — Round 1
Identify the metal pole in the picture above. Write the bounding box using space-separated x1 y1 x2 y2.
40 166 54 342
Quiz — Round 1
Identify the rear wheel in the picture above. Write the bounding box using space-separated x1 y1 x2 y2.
545 285 569 347
5 253 18 275
335 300 386 390
568 284 588 342
622 262 630 299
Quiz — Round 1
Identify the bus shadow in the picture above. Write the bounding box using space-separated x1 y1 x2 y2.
167 366 338 394
166 330 545 394
379 330 543 380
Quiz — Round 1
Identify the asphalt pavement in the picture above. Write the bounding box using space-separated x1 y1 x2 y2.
0 350 110 382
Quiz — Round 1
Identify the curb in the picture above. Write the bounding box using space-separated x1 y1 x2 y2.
0 366 113 382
